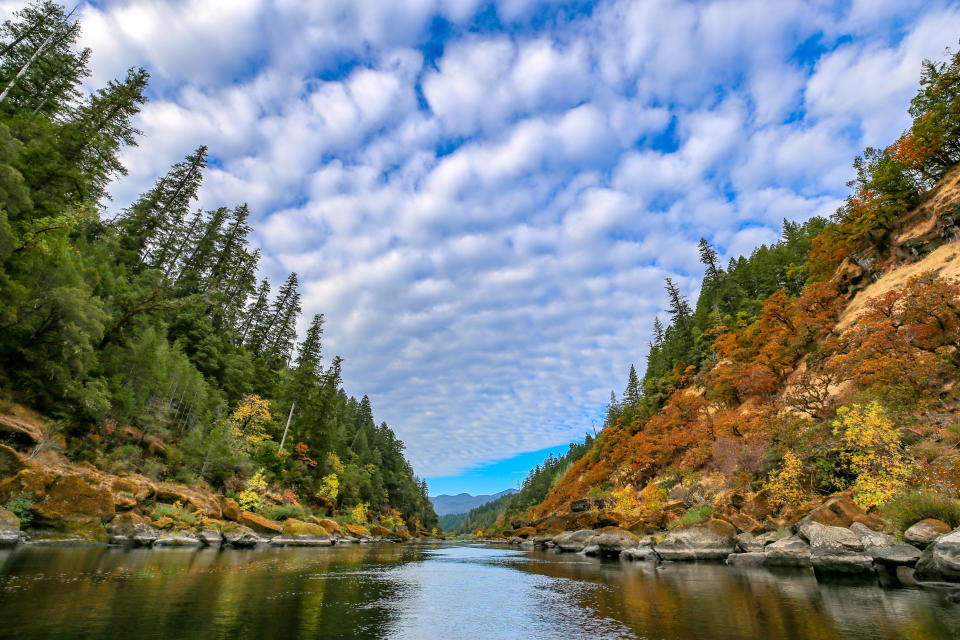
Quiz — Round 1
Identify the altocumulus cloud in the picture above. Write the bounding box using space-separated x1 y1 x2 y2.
9 0 959 478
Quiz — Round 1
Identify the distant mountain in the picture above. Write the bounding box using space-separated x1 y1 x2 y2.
429 489 517 515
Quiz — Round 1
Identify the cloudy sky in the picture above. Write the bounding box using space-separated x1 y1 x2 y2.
11 0 959 493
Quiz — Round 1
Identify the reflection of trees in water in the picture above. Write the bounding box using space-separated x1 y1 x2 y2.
512 550 959 640
0 545 425 640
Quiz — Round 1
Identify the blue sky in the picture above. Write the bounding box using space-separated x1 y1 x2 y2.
8 0 960 495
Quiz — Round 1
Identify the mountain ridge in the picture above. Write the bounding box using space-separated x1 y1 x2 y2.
429 489 517 515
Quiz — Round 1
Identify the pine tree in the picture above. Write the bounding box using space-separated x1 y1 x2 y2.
698 237 721 281
623 364 642 407
262 272 301 364
241 278 271 347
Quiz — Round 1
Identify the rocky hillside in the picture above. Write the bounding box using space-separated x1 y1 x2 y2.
463 44 960 587
0 431 436 547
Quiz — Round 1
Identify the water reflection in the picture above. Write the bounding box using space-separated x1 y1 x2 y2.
0 543 957 640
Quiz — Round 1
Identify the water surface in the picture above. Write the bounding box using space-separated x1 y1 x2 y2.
0 543 957 639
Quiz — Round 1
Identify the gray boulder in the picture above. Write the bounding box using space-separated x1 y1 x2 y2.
764 536 811 567
593 528 640 557
915 528 960 582
222 524 264 548
154 531 204 547
581 543 600 556
270 536 333 547
621 546 658 562
803 522 865 553
738 531 778 552
811 551 874 576
655 520 737 561
555 529 596 553
869 544 922 567
849 522 896 549
107 514 159 547
199 529 222 547
726 552 766 566
904 519 951 549
0 507 21 546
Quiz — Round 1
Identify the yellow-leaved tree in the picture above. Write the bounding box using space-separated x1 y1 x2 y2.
238 469 268 512
229 394 273 453
764 451 805 509
833 402 911 509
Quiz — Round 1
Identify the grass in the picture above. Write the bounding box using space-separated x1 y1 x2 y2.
261 503 308 522
667 505 714 530
882 489 960 532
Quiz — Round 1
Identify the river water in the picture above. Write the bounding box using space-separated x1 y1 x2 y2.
0 542 957 639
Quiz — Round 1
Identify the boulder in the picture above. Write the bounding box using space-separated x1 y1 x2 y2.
114 494 137 510
764 536 811 567
850 522 897 549
393 524 410 538
592 527 640 557
621 545 658 562
737 531 779 553
222 523 263 547
155 483 221 519
869 544 922 567
904 519 951 549
31 474 115 530
740 494 773 522
316 519 345 536
0 443 26 479
220 498 241 522
726 552 766 566
369 525 392 538
0 506 20 545
343 523 370 538
803 492 882 530
655 519 738 561
154 531 204 547
801 522 865 553
514 526 537 539
581 543 600 556
811 551 875 576
107 512 158 546
722 512 764 535
199 529 222 546
273 520 333 546
555 529 596 552
915 527 960 582
624 516 660 535
238 511 282 535
110 475 156 502
510 518 533 530
535 510 620 533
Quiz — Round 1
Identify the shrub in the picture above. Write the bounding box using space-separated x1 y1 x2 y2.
150 503 178 521
4 491 33 527
833 402 911 509
764 451 805 510
179 510 198 526
237 469 267 512
882 489 960 533
667 505 714 530
262 503 307 521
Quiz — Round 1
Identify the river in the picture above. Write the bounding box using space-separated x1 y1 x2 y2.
0 543 957 639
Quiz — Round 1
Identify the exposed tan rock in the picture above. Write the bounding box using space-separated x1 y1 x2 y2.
0 443 26 479
0 414 43 443
238 511 282 535
804 492 882 530
155 482 221 518
905 518 952 548
220 497 241 522
343 522 370 538
31 474 115 529
369 524 392 537
514 526 537 538
0 506 19 545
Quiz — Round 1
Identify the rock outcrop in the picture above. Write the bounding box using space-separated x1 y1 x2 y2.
238 511 283 535
0 506 20 545
904 519 951 549
915 527 960 581
654 519 737 561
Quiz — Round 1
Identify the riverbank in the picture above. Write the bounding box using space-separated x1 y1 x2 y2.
483 493 960 593
0 442 435 549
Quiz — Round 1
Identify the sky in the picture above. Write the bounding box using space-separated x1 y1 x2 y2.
5 0 959 495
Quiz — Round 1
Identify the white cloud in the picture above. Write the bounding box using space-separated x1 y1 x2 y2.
62 0 960 478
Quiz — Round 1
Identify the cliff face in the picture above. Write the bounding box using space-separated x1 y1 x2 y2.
531 164 960 525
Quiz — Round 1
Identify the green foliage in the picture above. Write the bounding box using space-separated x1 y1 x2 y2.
0 2 436 532
667 505 714 530
149 504 177 521
4 491 33 526
882 489 960 533
261 503 308 522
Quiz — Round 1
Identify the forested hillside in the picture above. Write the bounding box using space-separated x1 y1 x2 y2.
450 437 593 535
0 1 436 534
526 44 960 531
